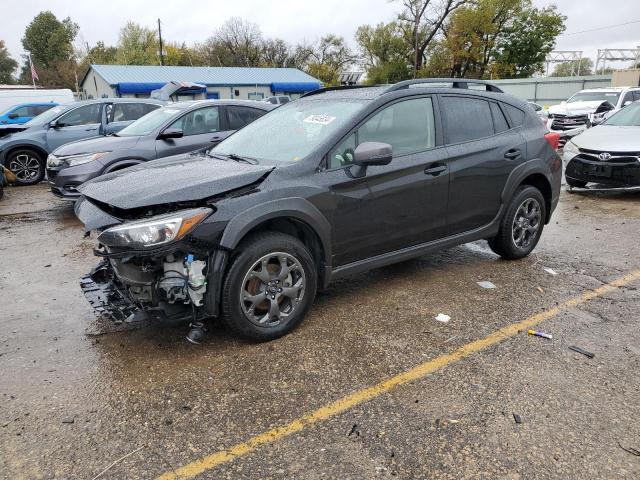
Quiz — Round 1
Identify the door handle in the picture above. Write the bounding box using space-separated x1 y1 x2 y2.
424 164 447 176
504 148 521 160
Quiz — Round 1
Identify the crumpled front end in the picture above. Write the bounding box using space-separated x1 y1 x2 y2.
75 197 229 325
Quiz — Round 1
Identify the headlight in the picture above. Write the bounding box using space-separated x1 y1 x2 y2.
98 207 212 249
66 152 110 167
47 154 60 167
564 140 579 156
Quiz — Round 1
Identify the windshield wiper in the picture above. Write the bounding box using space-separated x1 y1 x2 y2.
209 152 258 164
109 132 119 137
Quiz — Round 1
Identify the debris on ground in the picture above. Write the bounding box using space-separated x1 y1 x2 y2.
528 329 552 340
513 413 523 424
61 416 75 424
617 441 640 457
544 267 558 276
348 423 360 437
435 313 451 323
569 346 595 358
537 287 545 293
477 281 496 289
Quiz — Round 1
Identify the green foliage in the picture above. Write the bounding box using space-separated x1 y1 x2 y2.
19 11 79 88
21 11 78 68
493 5 566 78
0 40 18 84
356 22 411 84
117 22 158 65
552 58 593 77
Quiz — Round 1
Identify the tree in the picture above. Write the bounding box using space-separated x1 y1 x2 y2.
300 35 357 85
261 38 296 68
356 22 411 84
20 11 79 87
552 58 592 77
396 0 468 76
493 5 565 78
0 40 18 84
117 22 157 65
200 17 263 67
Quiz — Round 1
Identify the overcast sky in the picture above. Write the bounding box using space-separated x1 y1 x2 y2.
3 0 639 71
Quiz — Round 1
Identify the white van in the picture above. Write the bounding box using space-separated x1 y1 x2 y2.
0 89 74 116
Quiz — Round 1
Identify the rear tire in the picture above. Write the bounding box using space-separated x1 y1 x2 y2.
566 178 587 189
5 148 44 185
488 185 546 260
220 231 317 341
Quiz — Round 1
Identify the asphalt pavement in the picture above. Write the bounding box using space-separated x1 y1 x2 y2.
1 183 639 479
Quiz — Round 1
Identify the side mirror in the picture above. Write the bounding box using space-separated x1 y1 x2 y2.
624 101 633 107
7 113 19 119
49 120 60 128
353 142 393 167
158 128 184 140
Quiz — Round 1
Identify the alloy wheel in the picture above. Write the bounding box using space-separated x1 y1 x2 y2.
9 153 41 182
512 198 542 249
240 252 306 327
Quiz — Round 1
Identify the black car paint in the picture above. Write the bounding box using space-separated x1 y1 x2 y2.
48 100 275 199
76 85 562 323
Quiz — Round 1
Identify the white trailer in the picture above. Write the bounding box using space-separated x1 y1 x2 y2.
0 88 74 114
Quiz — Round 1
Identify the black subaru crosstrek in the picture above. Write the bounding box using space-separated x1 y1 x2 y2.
75 79 562 342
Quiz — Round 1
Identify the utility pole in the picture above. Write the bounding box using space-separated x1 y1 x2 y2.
158 18 164 66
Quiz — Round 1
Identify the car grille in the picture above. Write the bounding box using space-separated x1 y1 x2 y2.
576 149 640 165
46 168 59 181
550 114 589 131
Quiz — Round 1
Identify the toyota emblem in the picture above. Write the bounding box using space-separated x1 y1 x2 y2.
598 152 612 161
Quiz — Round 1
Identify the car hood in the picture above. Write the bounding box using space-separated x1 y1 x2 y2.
77 154 274 210
571 125 640 152
0 124 30 139
548 101 608 116
54 135 141 156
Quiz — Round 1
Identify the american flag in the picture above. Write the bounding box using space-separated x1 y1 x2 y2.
29 54 39 82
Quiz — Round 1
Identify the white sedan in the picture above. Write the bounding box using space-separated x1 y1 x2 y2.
563 101 640 189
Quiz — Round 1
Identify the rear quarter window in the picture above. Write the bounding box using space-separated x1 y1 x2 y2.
503 104 525 127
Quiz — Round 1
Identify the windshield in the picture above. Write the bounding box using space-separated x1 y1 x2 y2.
117 106 184 136
602 102 640 126
212 100 364 162
567 91 621 105
24 105 68 126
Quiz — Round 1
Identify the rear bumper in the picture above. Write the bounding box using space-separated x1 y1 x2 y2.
565 157 640 187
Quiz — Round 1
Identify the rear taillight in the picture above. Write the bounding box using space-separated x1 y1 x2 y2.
544 132 560 151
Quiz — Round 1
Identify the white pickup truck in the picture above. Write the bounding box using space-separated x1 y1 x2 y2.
547 87 640 145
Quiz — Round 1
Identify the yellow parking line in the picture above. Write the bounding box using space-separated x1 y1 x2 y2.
156 268 640 480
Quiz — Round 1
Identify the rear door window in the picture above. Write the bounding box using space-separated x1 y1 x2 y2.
111 103 159 122
441 96 494 143
227 106 265 130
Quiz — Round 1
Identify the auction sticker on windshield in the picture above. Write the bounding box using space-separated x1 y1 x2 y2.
304 114 336 125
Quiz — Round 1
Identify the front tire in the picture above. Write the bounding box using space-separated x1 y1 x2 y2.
488 185 546 260
5 148 44 185
220 232 317 341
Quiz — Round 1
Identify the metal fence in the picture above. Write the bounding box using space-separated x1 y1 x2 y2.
492 75 613 106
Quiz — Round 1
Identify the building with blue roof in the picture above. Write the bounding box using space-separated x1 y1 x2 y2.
81 65 322 101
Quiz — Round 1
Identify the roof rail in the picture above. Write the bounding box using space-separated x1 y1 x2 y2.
301 85 371 98
383 78 504 94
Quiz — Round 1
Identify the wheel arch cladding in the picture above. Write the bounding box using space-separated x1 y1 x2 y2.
219 197 332 280
519 173 552 223
4 144 47 165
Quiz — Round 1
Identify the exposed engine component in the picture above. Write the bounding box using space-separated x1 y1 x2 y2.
157 253 207 306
